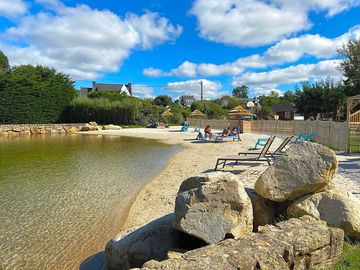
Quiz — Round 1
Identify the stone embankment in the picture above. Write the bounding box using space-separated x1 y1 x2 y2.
0 122 122 136
106 142 360 270
0 123 83 136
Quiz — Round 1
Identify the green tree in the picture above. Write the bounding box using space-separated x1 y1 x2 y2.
88 90 129 101
0 65 76 124
337 39 360 97
232 85 249 98
153 95 172 107
294 78 346 120
0 50 9 72
283 90 295 103
190 101 227 119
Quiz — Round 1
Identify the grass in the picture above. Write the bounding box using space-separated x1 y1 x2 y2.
333 242 360 270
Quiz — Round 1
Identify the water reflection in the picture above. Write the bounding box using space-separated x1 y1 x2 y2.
0 135 179 270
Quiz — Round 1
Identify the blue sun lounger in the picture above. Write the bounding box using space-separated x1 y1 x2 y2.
294 131 316 143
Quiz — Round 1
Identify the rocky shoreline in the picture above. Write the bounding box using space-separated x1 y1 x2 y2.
105 141 360 270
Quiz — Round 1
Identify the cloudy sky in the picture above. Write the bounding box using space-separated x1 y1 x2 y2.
0 0 360 98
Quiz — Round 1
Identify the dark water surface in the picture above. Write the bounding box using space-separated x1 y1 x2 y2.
0 134 180 270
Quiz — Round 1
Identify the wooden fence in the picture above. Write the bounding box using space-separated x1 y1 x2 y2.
252 120 348 151
188 118 349 151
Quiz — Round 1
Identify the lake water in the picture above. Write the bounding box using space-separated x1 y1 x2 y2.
0 134 180 270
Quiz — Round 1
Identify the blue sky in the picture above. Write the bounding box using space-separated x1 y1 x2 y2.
0 0 360 99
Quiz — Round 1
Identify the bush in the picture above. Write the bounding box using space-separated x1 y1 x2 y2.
62 96 166 125
62 97 140 124
0 65 76 124
191 101 227 119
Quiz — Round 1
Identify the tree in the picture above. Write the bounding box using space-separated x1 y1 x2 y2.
294 78 346 120
0 65 76 124
232 85 249 98
283 91 295 103
0 50 9 72
337 39 360 97
153 95 172 107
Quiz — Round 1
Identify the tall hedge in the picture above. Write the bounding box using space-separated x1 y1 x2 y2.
0 65 76 124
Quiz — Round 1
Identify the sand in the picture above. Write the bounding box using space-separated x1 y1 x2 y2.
83 127 360 233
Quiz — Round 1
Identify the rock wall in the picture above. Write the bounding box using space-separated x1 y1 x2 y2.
138 216 344 270
0 123 84 136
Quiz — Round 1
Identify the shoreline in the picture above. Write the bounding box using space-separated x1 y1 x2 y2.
83 128 360 236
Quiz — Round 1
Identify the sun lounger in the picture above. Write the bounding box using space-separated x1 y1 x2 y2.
180 125 189 132
254 138 268 148
214 136 275 170
294 132 316 143
238 136 293 157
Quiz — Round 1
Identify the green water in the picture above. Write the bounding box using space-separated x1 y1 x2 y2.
0 134 179 270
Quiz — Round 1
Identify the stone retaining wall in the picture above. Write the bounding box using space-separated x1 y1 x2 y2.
0 123 85 136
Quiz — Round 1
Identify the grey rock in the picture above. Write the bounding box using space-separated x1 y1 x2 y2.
174 172 253 244
288 188 360 238
246 188 275 231
105 214 182 270
139 216 344 270
255 142 338 202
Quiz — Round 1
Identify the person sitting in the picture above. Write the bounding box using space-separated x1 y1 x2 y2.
222 126 231 137
231 127 241 141
204 125 212 139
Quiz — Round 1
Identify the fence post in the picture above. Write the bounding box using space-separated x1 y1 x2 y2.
328 120 331 147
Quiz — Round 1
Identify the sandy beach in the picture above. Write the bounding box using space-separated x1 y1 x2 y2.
84 127 360 234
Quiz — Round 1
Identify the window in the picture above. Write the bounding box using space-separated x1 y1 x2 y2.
285 111 291 119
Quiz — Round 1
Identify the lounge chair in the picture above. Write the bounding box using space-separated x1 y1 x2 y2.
238 136 293 158
214 136 275 171
294 131 316 143
254 137 269 148
180 125 189 132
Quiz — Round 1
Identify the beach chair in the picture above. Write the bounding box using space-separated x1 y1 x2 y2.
294 131 316 143
254 138 268 149
228 128 241 141
214 136 275 171
238 136 293 158
196 132 207 141
180 125 189 132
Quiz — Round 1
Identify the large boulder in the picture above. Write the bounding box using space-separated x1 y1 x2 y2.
139 216 343 270
255 142 337 202
246 188 275 231
106 214 182 270
174 172 253 244
287 189 360 238
103 124 122 130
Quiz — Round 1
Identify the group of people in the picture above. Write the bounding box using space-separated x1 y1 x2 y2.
196 125 240 140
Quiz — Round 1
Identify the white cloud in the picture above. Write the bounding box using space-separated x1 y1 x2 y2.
190 0 360 48
146 25 360 78
191 0 310 47
250 87 283 97
0 0 27 19
274 0 360 17
132 84 155 98
172 61 197 77
166 79 223 99
233 60 342 90
125 12 182 50
0 3 182 80
142 67 172 77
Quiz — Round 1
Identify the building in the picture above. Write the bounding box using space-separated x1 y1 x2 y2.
80 81 132 97
272 102 296 120
179 95 196 107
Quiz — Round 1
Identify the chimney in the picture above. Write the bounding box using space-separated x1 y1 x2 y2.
127 82 132 96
